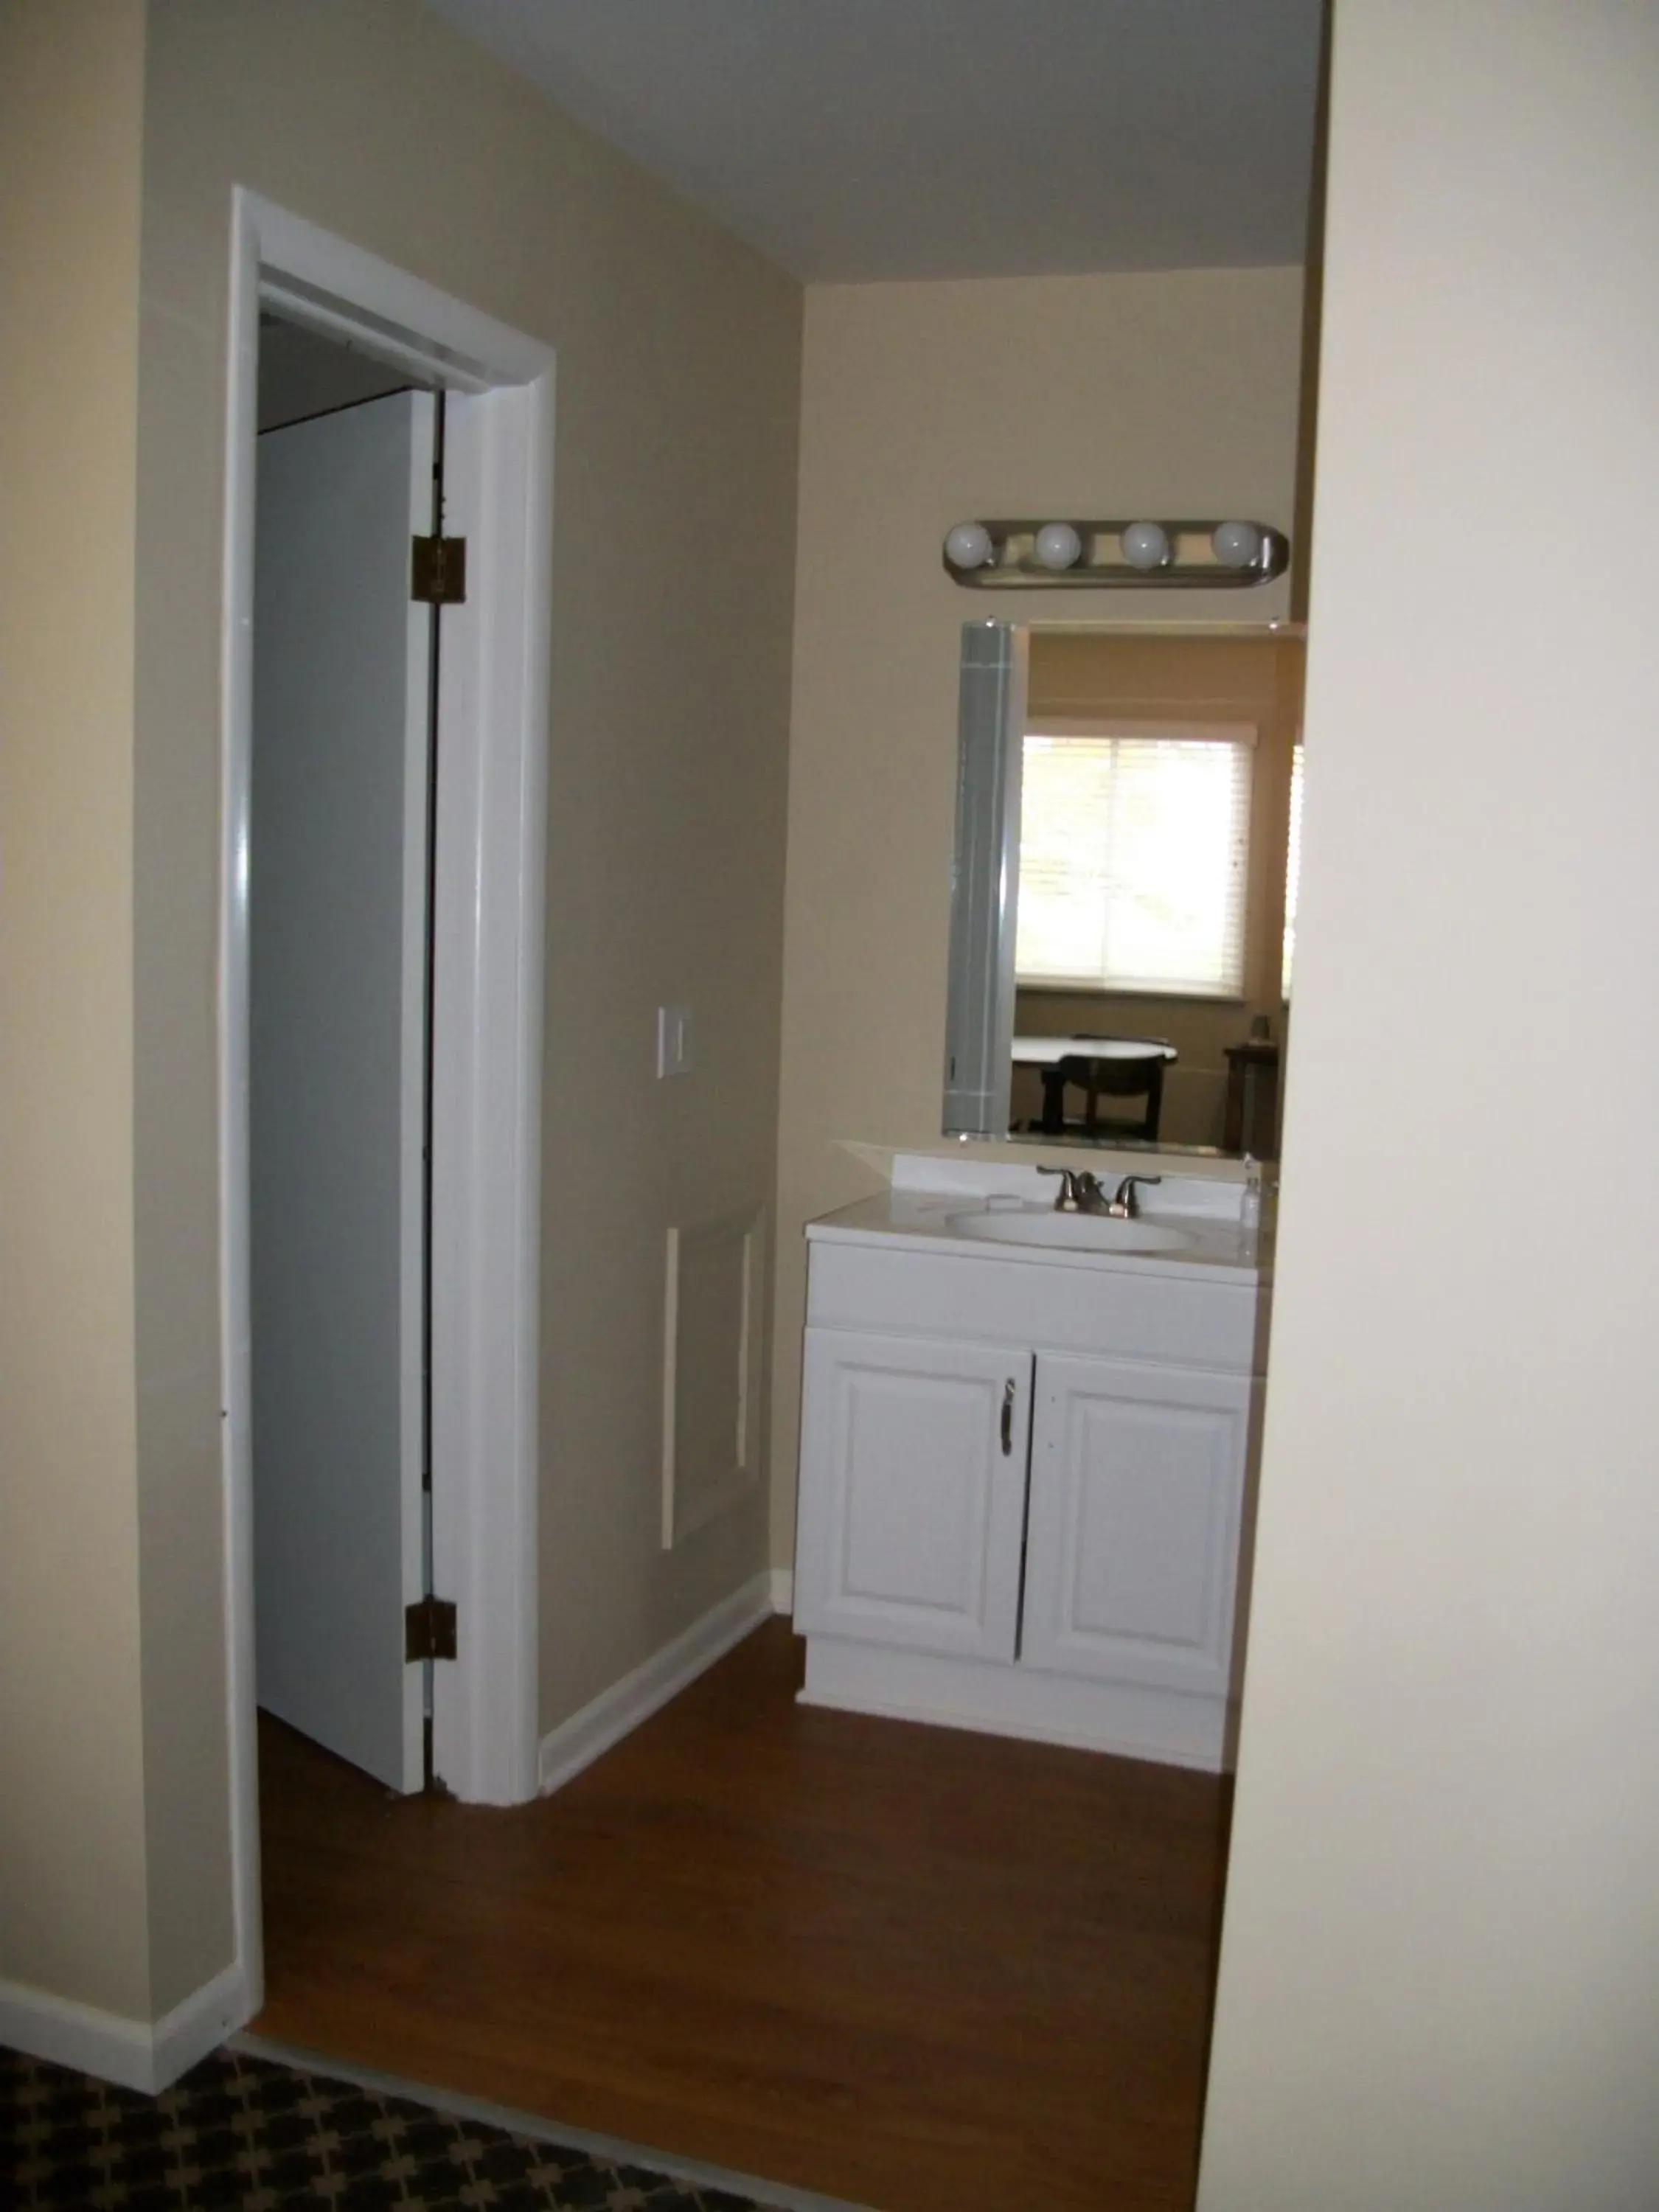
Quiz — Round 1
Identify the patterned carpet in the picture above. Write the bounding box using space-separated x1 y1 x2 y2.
0 2043 777 2211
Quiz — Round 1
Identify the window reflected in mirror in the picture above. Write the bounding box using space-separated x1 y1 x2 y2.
1013 624 1310 1150
1017 720 1254 997
943 625 1304 1157
1012 630 1303 1150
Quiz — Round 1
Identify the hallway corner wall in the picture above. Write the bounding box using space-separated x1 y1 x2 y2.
0 0 154 2030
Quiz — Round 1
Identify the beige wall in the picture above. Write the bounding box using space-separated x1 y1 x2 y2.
0 0 153 2021
5 0 801 2029
136 2 801 1822
1198 7 1659 2205
771 268 1305 1564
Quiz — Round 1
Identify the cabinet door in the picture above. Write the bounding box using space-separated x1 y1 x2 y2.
1021 1354 1250 1697
795 1329 1032 1660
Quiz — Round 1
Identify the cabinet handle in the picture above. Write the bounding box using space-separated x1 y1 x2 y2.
1001 1378 1016 1455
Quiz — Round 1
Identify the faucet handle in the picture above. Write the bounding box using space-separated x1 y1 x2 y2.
1037 1165 1082 1211
1111 1172 1163 1219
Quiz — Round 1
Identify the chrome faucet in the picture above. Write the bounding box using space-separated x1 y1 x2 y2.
1039 1166 1164 1217
1107 1172 1162 1220
1037 1165 1110 1213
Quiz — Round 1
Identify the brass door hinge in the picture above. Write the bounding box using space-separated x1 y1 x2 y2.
411 534 467 605
405 1595 458 1663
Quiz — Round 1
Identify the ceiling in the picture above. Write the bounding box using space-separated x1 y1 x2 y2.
424 0 1324 283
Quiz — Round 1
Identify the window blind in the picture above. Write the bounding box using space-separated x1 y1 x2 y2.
1015 719 1254 996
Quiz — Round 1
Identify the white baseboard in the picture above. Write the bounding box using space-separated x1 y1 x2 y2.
538 1569 778 1796
770 1565 793 1617
0 1979 153 2090
0 1958 250 2094
152 1960 250 2088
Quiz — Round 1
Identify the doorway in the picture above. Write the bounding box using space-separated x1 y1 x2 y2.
220 193 554 2019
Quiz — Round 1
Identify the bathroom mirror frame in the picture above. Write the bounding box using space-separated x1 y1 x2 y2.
942 616 1304 1158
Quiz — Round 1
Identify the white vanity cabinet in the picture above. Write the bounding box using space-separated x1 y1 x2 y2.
793 1186 1264 1771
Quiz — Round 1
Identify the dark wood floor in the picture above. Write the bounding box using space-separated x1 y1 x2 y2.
256 1621 1230 2212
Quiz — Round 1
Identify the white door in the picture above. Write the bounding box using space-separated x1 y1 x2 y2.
1021 1353 1249 1697
794 1328 1032 1660
249 391 434 1792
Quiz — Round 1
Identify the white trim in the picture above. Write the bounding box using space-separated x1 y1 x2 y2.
799 1636 1228 1772
538 1572 776 1796
660 1225 681 1528
425 374 554 1809
0 1982 152 2092
151 1962 251 2090
771 1565 795 1617
219 192 554 2029
221 187 263 2024
660 1206 766 1550
251 201 549 391
399 390 439 1792
0 1963 248 2096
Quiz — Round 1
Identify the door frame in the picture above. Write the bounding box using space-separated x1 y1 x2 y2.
220 190 554 2011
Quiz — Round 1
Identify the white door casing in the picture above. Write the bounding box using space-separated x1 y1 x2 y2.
221 192 553 2022
250 392 433 1794
1021 1353 1249 1697
793 1328 1032 1660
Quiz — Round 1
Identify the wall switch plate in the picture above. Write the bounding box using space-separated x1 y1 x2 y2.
656 1003 694 1078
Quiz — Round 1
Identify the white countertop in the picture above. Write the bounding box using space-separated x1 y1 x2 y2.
807 1186 1267 1284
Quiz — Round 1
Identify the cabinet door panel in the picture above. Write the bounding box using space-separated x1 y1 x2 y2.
796 1329 1031 1660
1023 1354 1249 1695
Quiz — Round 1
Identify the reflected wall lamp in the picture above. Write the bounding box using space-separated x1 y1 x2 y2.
942 517 1288 588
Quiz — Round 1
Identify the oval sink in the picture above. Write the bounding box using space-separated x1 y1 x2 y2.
946 1208 1196 1255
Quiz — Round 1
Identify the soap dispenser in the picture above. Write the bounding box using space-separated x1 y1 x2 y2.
1239 1154 1263 1256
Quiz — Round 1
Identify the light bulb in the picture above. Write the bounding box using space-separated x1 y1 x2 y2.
1211 520 1262 569
1120 521 1171 571
944 521 994 570
1033 521 1082 571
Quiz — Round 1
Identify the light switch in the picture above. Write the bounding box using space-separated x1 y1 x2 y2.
656 1003 694 1078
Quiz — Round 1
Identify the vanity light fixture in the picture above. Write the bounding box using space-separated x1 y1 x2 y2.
1119 520 1171 571
1033 521 1083 571
943 519 995 570
941 516 1289 589
1211 519 1263 568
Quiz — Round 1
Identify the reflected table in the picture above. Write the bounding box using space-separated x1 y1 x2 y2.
1012 1034 1179 1140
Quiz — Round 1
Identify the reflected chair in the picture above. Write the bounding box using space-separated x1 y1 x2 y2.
1034 1036 1173 1141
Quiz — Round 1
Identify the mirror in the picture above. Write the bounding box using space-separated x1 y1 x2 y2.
944 623 1305 1157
